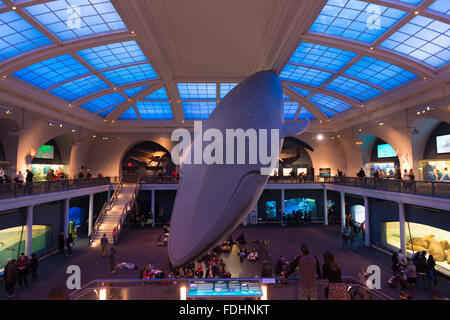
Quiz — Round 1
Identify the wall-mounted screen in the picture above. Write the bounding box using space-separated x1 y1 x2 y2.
377 144 397 158
436 134 450 154
265 201 277 219
284 198 316 216
35 145 54 159
187 280 262 297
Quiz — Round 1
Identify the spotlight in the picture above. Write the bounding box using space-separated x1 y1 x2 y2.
317 134 324 141
358 128 362 132
378 121 384 126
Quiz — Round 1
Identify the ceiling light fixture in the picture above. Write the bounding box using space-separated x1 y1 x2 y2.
317 134 324 141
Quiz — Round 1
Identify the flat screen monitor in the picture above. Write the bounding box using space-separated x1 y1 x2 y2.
377 144 397 158
187 279 262 298
436 134 450 154
284 198 316 216
35 145 55 159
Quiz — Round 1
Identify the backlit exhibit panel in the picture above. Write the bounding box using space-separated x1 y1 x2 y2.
285 198 317 217
187 280 262 297
377 143 397 158
0 225 52 271
350 205 365 224
35 145 55 160
384 222 450 276
436 134 450 154
365 162 395 177
419 160 450 181
30 164 67 181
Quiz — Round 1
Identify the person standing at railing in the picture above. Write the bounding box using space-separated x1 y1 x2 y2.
101 233 110 258
23 169 34 195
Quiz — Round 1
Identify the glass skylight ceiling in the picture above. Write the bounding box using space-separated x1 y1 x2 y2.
380 16 450 68
428 0 450 15
178 83 216 100
102 64 158 85
49 75 108 102
298 108 316 120
284 102 300 120
77 41 146 70
280 65 333 86
326 76 383 102
80 92 125 113
12 54 90 89
24 0 127 41
183 101 216 120
137 102 173 120
310 0 407 43
119 107 138 120
144 88 168 100
123 86 149 98
219 83 237 98
289 42 357 71
344 56 417 90
0 11 52 61
310 93 353 113
288 87 312 97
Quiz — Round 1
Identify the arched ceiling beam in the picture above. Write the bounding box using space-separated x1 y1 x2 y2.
282 80 362 108
283 86 327 121
301 33 435 78
106 82 164 121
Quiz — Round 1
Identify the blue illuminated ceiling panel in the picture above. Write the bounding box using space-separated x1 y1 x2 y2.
80 92 125 113
298 108 316 120
288 86 312 97
380 16 450 68
284 102 299 120
310 0 407 43
49 75 108 102
325 76 383 102
12 54 90 89
283 93 292 100
317 105 337 117
77 41 147 70
102 64 158 85
428 0 450 15
183 101 216 120
280 65 333 86
344 56 417 90
119 107 138 120
397 0 422 4
219 83 237 98
144 87 168 100
25 0 126 41
0 11 52 61
178 83 216 100
123 85 149 97
97 105 116 118
310 93 353 113
289 42 357 71
136 102 173 120
0 1 4 6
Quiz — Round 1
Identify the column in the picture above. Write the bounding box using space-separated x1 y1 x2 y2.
64 198 70 238
323 188 328 226
340 192 345 232
88 193 94 236
364 196 370 247
151 189 155 228
25 206 33 258
399 202 406 257
281 189 285 227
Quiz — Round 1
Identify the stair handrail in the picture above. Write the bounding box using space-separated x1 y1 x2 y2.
112 176 140 244
89 177 123 246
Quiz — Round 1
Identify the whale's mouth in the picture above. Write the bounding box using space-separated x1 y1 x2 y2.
168 170 268 266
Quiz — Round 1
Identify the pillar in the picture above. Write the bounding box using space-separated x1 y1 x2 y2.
340 192 345 232
364 196 370 247
323 188 328 225
281 189 285 227
88 193 94 236
399 202 406 257
151 189 155 228
64 198 70 238
25 206 33 257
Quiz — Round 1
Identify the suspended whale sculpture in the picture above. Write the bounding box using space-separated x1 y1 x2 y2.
168 70 310 266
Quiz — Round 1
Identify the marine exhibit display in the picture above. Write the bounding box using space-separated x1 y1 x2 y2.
168 71 310 266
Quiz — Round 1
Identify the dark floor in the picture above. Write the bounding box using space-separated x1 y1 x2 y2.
2 224 449 300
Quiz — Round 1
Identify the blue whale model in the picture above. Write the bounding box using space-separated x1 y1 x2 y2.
168 71 310 266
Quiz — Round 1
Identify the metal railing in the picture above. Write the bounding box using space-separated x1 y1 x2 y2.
89 178 123 246
0 177 113 200
112 177 141 244
67 276 392 300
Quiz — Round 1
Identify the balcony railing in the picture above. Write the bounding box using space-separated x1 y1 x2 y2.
0 177 115 200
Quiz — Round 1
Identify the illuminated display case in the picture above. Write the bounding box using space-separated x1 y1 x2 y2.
418 160 450 181
30 164 68 181
383 222 450 276
187 279 262 298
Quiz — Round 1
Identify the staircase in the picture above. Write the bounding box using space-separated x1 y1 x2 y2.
90 178 140 247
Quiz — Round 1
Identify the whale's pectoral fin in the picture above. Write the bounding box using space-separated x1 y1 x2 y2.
282 119 310 137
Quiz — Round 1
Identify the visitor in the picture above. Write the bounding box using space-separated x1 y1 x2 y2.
4 258 18 298
247 248 259 261
29 253 38 282
405 259 417 289
373 169 380 179
65 233 73 256
23 169 34 194
16 253 29 288
236 233 247 247
403 169 411 191
261 260 273 278
109 247 117 273
427 255 437 287
274 256 289 276
86 169 92 178
357 168 365 179
322 252 349 300
342 228 351 250
58 233 65 254
297 245 318 300
392 251 399 273
14 171 24 184
415 251 429 292
101 233 109 257
409 169 415 181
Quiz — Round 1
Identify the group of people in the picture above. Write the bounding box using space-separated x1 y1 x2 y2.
285 210 313 225
3 253 39 299
389 249 437 295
